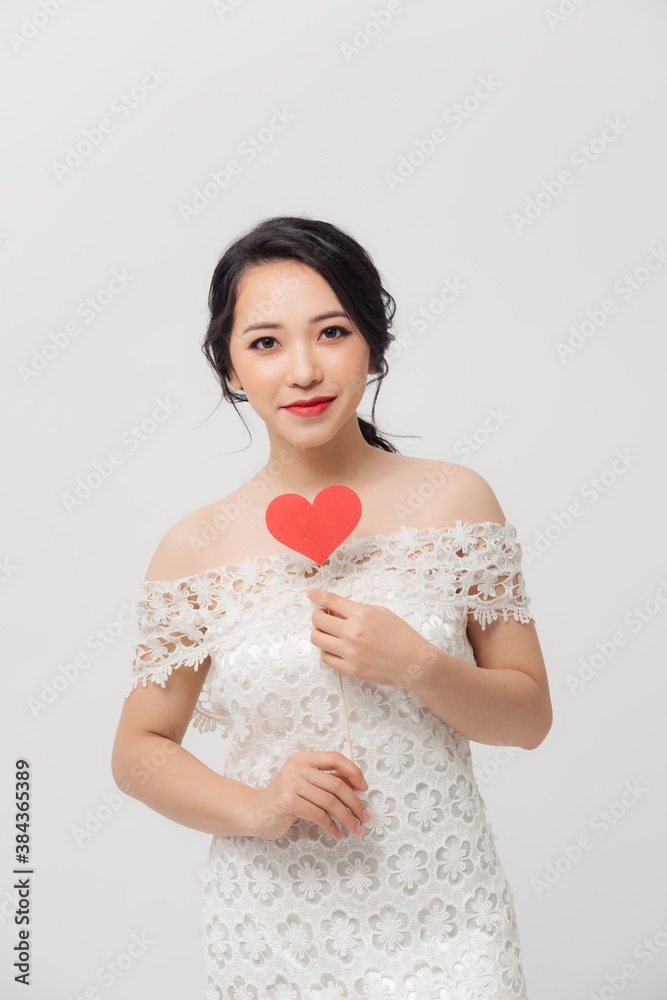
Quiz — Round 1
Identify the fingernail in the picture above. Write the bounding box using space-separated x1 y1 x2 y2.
359 778 368 790
362 809 371 822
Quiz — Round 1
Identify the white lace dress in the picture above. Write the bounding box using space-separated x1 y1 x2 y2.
125 520 536 999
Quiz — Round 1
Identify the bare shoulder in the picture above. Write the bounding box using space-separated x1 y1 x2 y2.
143 501 227 582
411 456 507 526
142 477 264 581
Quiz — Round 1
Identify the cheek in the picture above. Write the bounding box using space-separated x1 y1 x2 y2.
331 342 371 384
239 362 280 396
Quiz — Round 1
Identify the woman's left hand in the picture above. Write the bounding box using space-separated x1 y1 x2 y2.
306 588 438 689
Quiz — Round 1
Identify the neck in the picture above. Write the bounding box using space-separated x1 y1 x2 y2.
261 417 390 495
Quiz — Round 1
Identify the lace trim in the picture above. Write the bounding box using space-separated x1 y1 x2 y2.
455 522 533 631
124 573 223 733
124 521 534 730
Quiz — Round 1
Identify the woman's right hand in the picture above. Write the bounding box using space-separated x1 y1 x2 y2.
244 751 369 842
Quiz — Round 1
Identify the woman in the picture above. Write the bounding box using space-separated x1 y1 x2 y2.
112 215 552 998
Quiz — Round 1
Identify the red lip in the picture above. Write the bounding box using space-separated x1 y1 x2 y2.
283 396 335 407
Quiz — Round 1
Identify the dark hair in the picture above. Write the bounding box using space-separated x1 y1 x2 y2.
201 215 418 454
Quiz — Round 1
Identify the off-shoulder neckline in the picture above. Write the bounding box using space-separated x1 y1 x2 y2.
139 520 517 588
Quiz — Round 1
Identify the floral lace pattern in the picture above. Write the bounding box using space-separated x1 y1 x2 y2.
124 521 534 996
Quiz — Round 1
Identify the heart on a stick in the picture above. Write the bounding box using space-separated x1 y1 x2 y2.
264 483 366 844
265 485 362 565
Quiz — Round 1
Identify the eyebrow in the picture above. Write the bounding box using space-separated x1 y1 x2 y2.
240 311 351 336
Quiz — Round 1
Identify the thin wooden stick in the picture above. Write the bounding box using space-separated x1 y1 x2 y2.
320 563 365 846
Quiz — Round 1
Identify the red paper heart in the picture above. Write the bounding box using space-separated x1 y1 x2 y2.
265 485 362 565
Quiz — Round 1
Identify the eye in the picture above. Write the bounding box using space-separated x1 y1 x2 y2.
248 335 278 351
248 326 351 351
320 325 351 341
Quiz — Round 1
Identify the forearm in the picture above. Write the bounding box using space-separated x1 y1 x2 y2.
410 643 549 749
112 733 258 837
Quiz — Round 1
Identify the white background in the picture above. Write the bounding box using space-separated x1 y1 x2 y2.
2 1 666 997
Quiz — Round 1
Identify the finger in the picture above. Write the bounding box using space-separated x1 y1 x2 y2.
310 770 369 828
307 589 351 616
298 780 366 838
325 766 366 792
286 772 353 840
293 795 348 841
293 751 366 789
311 608 346 638
336 774 356 791
309 628 347 663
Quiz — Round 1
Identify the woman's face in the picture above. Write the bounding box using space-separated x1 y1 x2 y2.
228 260 375 447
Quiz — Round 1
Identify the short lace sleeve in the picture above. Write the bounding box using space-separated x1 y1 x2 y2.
124 574 216 706
456 521 535 630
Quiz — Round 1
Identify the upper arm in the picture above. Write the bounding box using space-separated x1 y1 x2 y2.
467 613 550 698
113 653 211 760
112 514 214 763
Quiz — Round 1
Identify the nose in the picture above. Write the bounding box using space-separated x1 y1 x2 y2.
286 343 323 387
